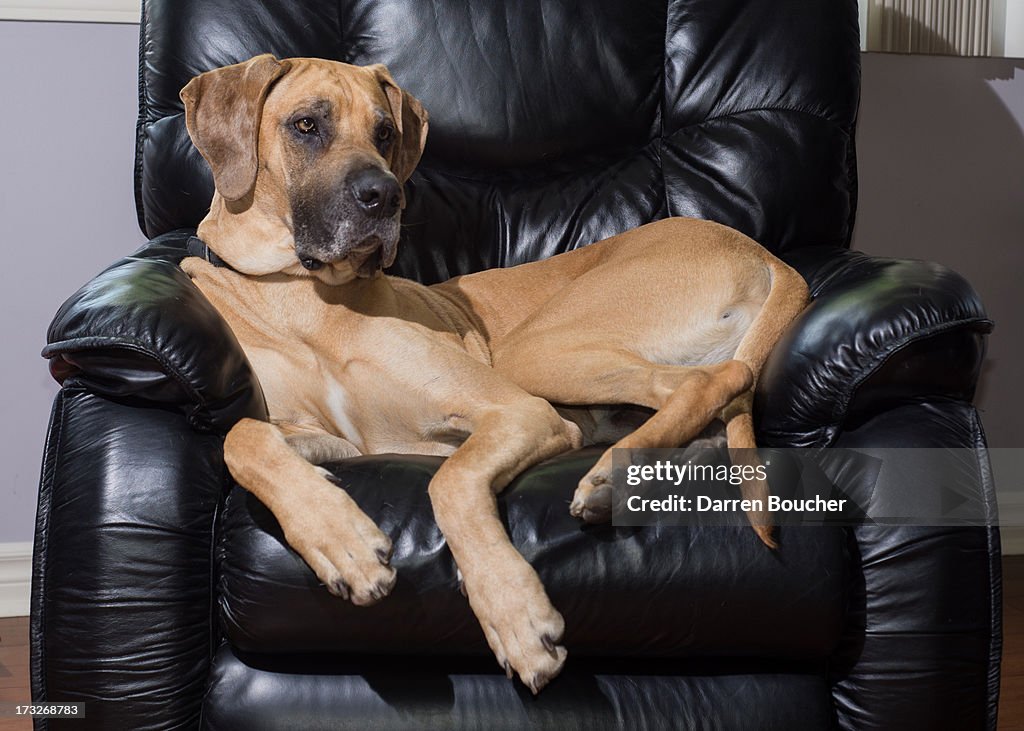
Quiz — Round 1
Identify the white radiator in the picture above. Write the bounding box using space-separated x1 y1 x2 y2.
863 0 992 55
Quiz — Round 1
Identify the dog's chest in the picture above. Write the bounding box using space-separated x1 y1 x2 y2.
247 322 473 456
189 265 483 455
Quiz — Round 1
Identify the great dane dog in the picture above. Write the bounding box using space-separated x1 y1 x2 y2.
179 54 809 693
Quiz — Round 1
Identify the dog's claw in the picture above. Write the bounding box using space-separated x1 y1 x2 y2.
382 567 398 593
504 661 513 680
330 579 350 600
376 545 393 565
541 634 557 656
528 668 559 695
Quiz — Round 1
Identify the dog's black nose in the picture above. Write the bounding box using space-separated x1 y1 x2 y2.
350 169 401 219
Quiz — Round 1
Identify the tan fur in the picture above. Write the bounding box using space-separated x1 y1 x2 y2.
179 55 809 693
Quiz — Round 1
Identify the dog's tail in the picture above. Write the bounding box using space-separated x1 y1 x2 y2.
724 255 809 548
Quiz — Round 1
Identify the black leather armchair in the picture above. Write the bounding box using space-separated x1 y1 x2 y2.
32 1 1000 729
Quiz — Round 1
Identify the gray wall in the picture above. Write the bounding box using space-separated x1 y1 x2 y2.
853 53 1024 448
0 21 144 542
0 21 1020 542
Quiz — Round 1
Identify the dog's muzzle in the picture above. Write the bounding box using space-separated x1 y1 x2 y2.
291 167 402 275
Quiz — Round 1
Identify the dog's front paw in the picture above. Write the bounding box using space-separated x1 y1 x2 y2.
282 483 396 606
571 453 615 523
464 557 567 694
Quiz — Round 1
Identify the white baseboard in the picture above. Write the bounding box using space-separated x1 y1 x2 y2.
0 541 32 617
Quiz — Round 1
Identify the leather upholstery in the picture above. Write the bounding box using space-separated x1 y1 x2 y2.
219 451 847 658
32 389 223 730
830 402 1000 730
41 230 266 430
758 247 992 447
42 230 265 432
31 0 1000 729
201 645 834 731
137 0 860 284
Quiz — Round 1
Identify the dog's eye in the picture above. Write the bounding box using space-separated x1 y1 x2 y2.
294 117 317 135
376 124 394 147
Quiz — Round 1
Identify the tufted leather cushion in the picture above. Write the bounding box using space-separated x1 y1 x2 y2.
137 0 860 284
217 451 848 659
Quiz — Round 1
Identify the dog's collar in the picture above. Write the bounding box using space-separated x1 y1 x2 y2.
186 235 237 272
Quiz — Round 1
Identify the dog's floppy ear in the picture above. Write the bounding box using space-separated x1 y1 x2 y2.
180 54 291 202
371 65 429 187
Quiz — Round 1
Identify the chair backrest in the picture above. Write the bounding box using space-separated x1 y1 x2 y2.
136 0 860 283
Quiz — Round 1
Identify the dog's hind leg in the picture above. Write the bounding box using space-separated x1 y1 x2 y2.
510 346 785 546
493 345 751 507
717 390 777 547
718 258 808 452
566 358 753 522
494 344 746 412
494 344 769 539
714 259 809 546
223 418 395 606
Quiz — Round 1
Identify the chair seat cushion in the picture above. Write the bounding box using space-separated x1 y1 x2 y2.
218 449 848 659
202 644 834 731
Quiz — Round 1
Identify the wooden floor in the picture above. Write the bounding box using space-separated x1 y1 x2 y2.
0 616 30 731
2 560 1024 729
1002 555 1024 730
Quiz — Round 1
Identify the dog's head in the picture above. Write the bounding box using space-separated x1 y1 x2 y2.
180 54 428 283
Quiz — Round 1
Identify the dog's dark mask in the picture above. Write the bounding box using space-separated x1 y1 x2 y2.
288 155 403 276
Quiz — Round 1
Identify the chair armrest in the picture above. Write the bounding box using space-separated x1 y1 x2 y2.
32 388 227 727
827 401 1000 730
754 247 993 448
42 229 265 432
